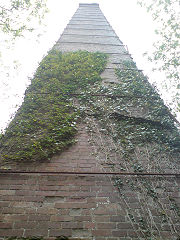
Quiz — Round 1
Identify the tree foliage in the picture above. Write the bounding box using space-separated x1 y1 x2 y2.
137 0 180 113
0 0 48 38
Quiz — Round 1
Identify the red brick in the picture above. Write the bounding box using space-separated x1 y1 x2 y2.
12 201 33 207
92 230 111 237
50 215 73 222
94 208 116 215
39 185 60 191
75 192 96 197
38 222 61 229
2 207 25 214
27 179 37 185
0 195 43 202
97 223 116 229
0 201 10 207
65 186 81 191
4 214 28 221
88 197 109 203
37 207 59 215
96 181 112 186
55 203 96 209
23 196 44 202
110 215 126 222
101 186 114 192
74 216 92 222
1 207 14 214
112 230 128 237
62 222 83 229
97 192 118 197
49 229 72 237
50 191 74 197
81 186 91 191
0 223 12 229
59 209 70 215
76 181 95 186
91 186 102 192
15 190 35 196
117 223 133 229
0 229 23 237
0 190 15 195
84 222 96 229
12 185 34 190
24 229 48 237
0 180 25 185
66 197 87 203
94 216 110 222
13 222 37 229
109 196 121 203
81 209 92 216
0 185 10 190
28 214 50 221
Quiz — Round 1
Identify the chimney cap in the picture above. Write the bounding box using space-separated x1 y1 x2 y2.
79 3 99 7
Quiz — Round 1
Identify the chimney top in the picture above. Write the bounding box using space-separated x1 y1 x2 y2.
79 3 99 7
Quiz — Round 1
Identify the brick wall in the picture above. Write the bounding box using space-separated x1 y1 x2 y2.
0 124 180 239
0 125 129 239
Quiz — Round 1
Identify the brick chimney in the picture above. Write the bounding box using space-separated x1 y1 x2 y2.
0 3 180 240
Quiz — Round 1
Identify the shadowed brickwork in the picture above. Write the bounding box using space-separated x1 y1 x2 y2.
0 125 128 239
0 3 180 240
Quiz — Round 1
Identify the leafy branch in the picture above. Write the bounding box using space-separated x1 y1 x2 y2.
137 0 180 114
0 0 48 38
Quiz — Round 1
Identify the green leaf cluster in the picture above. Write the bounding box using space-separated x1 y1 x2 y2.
0 50 107 162
78 60 180 160
0 0 48 38
138 0 180 115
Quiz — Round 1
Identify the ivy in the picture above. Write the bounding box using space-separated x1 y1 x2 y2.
74 59 180 240
78 60 180 158
0 50 107 162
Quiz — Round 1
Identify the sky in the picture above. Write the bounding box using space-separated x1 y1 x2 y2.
0 0 173 131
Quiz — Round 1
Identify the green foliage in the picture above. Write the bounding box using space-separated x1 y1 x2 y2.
76 59 180 240
113 61 180 153
137 0 180 113
0 50 107 162
0 0 48 38
78 60 180 161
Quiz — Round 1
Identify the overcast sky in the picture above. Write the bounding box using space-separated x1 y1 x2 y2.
0 0 168 131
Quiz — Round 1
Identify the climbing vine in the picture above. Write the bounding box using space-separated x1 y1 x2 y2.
78 60 180 158
0 50 107 162
76 59 180 239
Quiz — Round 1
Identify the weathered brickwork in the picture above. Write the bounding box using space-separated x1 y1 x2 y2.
0 3 180 240
0 125 129 239
0 124 180 239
